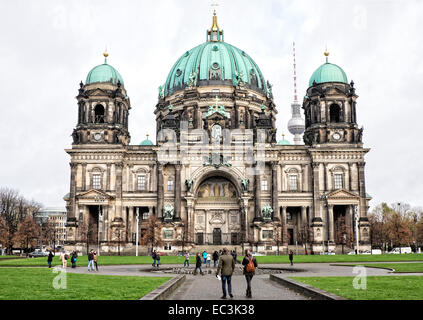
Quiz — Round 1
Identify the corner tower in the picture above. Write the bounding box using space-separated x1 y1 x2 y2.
72 52 131 146
303 51 361 146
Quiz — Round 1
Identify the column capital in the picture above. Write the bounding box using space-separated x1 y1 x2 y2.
312 162 320 169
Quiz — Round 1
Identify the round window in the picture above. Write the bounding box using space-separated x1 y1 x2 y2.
176 69 182 77
212 62 220 70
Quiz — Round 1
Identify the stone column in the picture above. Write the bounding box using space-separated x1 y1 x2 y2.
174 164 181 219
106 164 111 191
328 205 334 242
157 164 164 218
82 163 87 190
69 162 77 219
301 164 306 192
358 162 367 217
254 172 261 219
301 206 307 226
186 198 194 242
281 206 288 245
129 206 134 237
271 162 278 219
312 163 321 219
115 163 123 219
348 163 353 191
323 163 328 191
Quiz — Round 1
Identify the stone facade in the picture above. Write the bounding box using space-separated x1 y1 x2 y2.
64 16 371 255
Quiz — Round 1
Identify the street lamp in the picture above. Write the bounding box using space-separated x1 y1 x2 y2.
94 195 106 256
135 207 139 257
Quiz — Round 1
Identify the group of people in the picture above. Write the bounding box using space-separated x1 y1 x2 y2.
88 249 99 271
46 248 98 271
151 250 161 267
215 248 258 299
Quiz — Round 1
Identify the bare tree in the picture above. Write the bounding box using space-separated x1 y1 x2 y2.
175 218 193 253
141 215 163 253
77 220 95 254
335 216 353 254
13 215 40 256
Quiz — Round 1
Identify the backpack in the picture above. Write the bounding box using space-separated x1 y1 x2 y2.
245 257 255 273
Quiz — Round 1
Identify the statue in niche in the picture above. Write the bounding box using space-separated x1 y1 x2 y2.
224 183 230 197
185 179 194 192
261 204 273 220
163 204 174 220
241 178 249 192
212 124 222 142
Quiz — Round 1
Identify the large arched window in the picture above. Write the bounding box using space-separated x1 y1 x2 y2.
329 104 341 123
94 104 105 123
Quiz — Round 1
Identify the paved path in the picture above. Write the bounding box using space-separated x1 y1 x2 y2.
62 262 423 300
168 273 308 300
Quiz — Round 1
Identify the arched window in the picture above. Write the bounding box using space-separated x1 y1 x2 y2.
94 104 105 123
330 104 341 123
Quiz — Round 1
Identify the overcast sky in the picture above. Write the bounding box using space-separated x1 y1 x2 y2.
0 0 422 210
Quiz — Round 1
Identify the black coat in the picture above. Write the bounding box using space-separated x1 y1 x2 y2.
88 253 94 261
47 252 54 262
242 255 258 275
196 255 202 267
212 251 219 261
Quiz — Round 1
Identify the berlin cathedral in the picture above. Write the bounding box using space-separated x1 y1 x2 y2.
64 11 371 254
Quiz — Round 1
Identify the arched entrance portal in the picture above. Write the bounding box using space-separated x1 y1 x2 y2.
193 176 242 245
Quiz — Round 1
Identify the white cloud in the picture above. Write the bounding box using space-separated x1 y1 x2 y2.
0 0 422 209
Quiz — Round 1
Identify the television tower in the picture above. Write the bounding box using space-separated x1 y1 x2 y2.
288 42 305 145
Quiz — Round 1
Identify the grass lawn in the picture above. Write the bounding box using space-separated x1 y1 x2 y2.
292 275 423 300
253 253 423 264
337 263 423 273
0 256 22 259
0 253 422 267
0 268 171 300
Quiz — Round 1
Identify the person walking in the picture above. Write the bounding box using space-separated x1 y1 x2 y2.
71 251 78 268
202 251 207 264
216 248 235 299
289 250 294 266
93 251 99 271
47 249 54 268
156 252 160 267
152 250 157 267
212 251 219 268
242 249 258 298
88 249 95 271
184 251 190 268
194 252 203 275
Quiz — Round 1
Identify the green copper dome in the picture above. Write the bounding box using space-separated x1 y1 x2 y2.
309 61 348 87
86 57 124 87
277 135 291 145
163 42 267 97
139 135 154 146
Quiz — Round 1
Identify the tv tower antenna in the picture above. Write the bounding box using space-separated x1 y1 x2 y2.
288 41 305 145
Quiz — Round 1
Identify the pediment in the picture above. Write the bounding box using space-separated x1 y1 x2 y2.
77 189 113 200
326 189 359 200
89 88 109 96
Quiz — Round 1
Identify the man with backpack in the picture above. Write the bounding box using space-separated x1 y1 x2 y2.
152 250 157 267
242 249 258 298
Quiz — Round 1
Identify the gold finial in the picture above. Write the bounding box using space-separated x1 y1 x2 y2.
146 133 149 139
103 49 108 63
282 133 285 139
211 3 219 30
324 46 329 63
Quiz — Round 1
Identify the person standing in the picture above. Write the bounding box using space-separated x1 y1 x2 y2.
194 252 203 275
71 251 78 268
242 249 258 298
289 250 294 266
47 249 54 268
206 253 211 268
60 250 68 268
202 251 207 264
88 249 95 271
93 251 98 271
152 250 157 267
212 251 219 268
184 251 190 268
216 248 235 299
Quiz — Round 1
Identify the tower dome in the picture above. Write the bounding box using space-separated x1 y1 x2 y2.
162 11 268 97
277 134 291 145
86 53 125 87
140 134 154 146
308 52 347 87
